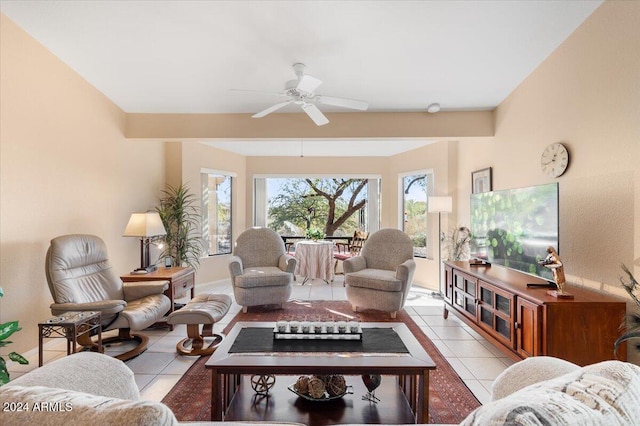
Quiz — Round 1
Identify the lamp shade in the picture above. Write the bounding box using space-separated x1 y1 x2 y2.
123 212 167 237
428 196 452 213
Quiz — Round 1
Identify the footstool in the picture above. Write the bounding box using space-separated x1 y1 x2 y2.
166 293 232 356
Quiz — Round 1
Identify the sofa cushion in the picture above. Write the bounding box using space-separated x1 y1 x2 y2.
0 385 178 426
235 266 292 288
462 360 640 425
491 356 580 401
9 352 140 401
346 268 402 292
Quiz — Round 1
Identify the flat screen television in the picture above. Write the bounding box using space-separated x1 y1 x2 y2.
469 183 559 281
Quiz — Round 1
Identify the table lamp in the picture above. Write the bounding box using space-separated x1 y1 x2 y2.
428 196 452 299
123 212 167 273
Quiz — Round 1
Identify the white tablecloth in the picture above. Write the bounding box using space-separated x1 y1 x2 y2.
294 240 335 282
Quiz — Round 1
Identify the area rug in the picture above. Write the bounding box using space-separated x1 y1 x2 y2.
162 300 481 424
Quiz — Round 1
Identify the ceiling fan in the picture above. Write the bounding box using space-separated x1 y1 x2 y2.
235 63 368 126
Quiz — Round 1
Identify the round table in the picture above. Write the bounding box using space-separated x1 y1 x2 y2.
294 240 335 284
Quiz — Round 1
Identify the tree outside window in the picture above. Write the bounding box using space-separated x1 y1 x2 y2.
403 174 429 258
202 173 232 255
266 178 370 237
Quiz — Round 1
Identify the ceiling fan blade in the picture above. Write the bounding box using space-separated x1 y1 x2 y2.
301 103 329 126
316 95 368 111
231 88 289 98
252 101 291 118
297 75 322 93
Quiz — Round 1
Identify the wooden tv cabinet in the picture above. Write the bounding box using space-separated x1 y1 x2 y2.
443 261 626 366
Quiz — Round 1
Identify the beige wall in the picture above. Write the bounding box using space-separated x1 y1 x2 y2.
458 1 639 294
126 111 494 139
0 15 166 354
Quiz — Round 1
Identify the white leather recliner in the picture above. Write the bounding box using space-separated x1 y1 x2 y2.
45 234 171 361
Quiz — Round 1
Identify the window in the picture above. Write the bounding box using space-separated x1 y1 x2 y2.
201 170 233 256
254 176 380 237
401 172 433 258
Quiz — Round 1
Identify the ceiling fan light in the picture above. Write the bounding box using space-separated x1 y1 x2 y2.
427 103 441 113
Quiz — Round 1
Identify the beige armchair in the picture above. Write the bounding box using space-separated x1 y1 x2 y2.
344 228 416 318
228 228 296 313
45 234 171 361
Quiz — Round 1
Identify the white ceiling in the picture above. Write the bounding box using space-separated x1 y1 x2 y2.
0 0 603 156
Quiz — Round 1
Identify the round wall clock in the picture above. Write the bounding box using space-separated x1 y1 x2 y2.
541 142 570 177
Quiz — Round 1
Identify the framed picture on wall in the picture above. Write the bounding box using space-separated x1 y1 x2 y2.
472 167 492 194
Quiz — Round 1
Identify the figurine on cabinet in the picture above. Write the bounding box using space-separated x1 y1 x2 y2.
539 246 573 298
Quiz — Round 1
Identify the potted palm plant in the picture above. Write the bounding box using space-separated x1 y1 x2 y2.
615 264 640 358
156 183 205 270
0 287 29 385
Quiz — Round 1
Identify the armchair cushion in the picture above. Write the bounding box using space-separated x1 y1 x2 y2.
112 293 169 330
50 300 126 316
234 266 293 289
122 280 169 301
346 269 402 292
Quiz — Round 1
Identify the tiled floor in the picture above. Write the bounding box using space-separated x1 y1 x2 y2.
9 275 516 405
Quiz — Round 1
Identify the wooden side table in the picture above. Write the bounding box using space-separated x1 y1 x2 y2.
121 266 196 330
38 311 102 367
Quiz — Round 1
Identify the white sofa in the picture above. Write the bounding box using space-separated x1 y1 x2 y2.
463 356 640 425
1 352 639 425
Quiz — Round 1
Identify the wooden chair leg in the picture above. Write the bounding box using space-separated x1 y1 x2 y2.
202 323 214 337
176 324 224 356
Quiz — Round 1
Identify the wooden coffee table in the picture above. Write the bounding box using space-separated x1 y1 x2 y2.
205 321 436 424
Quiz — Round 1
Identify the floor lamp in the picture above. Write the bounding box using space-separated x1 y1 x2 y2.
428 196 452 299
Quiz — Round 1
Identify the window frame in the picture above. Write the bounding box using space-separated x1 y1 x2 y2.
398 169 434 259
201 168 236 257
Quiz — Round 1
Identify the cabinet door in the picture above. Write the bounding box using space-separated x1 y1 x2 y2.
477 281 516 349
452 270 478 322
443 265 454 304
516 298 542 358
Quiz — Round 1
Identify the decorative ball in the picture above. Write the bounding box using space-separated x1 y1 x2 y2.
314 374 331 384
250 374 276 395
307 376 326 399
326 375 347 396
294 375 310 395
